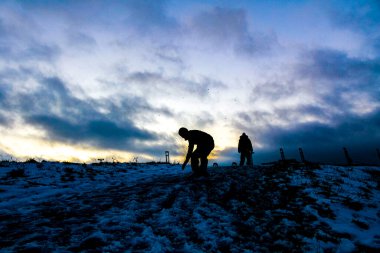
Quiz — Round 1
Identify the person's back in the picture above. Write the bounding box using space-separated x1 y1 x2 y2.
238 133 253 166
238 133 252 153
188 130 214 146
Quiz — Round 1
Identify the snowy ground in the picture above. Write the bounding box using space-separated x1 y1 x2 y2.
0 161 379 252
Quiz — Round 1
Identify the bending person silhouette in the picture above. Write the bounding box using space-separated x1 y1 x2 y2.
238 133 253 166
178 127 214 177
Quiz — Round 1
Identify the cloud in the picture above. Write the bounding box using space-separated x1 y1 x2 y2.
230 46 380 164
216 147 239 165
0 72 15 126
233 105 380 164
251 80 297 101
19 41 60 61
28 0 180 36
1 1 378 164
325 0 380 54
298 49 380 83
262 110 380 163
373 36 380 54
154 45 185 66
0 112 7 126
129 139 183 160
327 0 380 34
194 111 215 128
125 71 227 98
66 32 97 49
122 0 179 33
296 48 380 117
0 73 175 155
189 7 277 56
0 89 8 126
27 114 156 150
0 11 60 61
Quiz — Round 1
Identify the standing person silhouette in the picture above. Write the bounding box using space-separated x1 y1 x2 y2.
178 127 214 177
238 133 253 166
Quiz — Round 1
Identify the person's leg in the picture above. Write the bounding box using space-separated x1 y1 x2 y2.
191 149 201 175
199 144 213 176
246 153 250 166
200 156 209 175
247 153 252 166
240 152 246 166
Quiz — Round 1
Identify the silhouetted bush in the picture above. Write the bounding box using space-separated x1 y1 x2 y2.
7 168 26 178
26 158 38 163
64 167 74 174
342 197 364 211
352 219 369 230
60 167 76 182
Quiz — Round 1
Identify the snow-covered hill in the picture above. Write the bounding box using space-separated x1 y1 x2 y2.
0 161 379 252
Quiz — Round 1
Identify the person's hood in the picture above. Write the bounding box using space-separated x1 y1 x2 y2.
240 133 248 138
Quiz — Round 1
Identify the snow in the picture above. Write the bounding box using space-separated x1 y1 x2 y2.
0 161 379 252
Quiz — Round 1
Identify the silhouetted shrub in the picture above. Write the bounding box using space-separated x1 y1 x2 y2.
61 167 76 182
7 168 26 178
64 167 74 174
26 158 38 163
61 174 75 182
79 236 106 250
352 219 369 230
342 197 364 211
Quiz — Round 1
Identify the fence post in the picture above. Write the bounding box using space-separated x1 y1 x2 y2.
299 148 306 163
165 151 170 164
343 147 353 165
280 148 286 161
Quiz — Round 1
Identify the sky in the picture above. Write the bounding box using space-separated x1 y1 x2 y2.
0 0 379 165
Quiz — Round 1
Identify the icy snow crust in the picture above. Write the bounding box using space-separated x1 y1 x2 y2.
0 161 379 252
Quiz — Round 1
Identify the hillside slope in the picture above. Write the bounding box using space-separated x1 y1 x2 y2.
0 162 379 252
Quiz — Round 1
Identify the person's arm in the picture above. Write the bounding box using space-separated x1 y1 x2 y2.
182 142 194 170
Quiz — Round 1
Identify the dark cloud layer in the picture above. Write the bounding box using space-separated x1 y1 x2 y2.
265 110 380 164
299 49 380 85
0 72 175 156
233 46 380 164
27 115 155 150
234 109 380 164
0 112 7 126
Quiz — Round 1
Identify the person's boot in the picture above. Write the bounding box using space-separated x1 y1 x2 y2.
201 170 210 177
199 163 209 177
187 172 200 179
188 164 201 179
